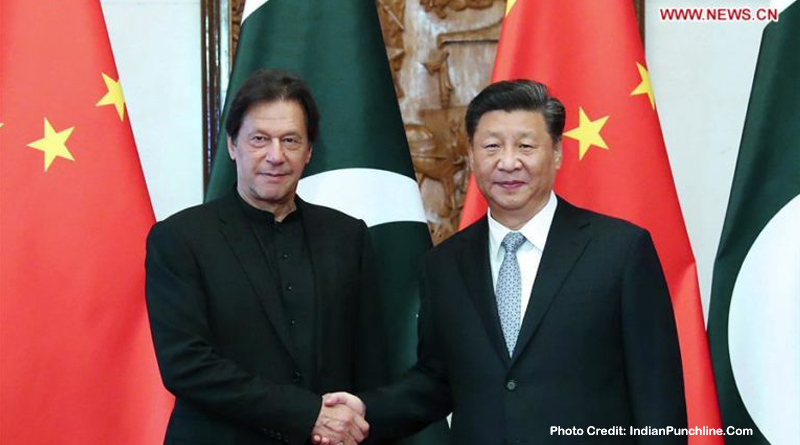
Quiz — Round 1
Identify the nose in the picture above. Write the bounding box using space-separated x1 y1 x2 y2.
264 139 286 165
497 144 520 171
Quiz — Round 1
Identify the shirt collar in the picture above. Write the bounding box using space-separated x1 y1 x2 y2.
236 192 302 224
488 191 558 257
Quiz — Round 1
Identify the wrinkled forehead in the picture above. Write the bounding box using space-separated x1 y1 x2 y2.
473 109 550 137
241 100 308 131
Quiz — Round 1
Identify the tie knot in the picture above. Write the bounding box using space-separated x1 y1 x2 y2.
501 232 526 253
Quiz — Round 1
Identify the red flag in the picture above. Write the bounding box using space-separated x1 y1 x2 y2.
460 1 723 441
0 2 172 443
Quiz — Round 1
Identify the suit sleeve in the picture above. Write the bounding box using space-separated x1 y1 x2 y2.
353 222 390 391
359 258 452 442
145 221 321 444
620 229 688 444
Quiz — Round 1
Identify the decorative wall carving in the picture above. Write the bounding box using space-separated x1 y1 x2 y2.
376 0 407 98
382 0 504 243
421 0 498 19
231 0 244 56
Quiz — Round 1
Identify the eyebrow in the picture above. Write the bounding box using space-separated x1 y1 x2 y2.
247 130 303 138
482 131 538 138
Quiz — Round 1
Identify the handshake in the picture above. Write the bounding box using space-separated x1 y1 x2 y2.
311 392 370 445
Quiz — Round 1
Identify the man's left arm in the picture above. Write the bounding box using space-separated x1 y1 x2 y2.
353 222 390 392
620 229 688 442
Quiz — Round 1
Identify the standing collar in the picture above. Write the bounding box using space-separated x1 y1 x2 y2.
235 191 302 224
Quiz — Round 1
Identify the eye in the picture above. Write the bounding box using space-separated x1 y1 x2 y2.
483 143 500 151
519 143 536 152
282 136 302 150
250 135 269 147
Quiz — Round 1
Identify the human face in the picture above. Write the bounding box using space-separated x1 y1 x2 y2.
469 109 562 228
227 100 312 214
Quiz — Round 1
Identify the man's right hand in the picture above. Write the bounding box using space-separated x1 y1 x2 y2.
323 392 366 415
311 400 369 445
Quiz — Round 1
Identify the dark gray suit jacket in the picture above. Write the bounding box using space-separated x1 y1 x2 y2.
146 192 387 445
362 197 687 445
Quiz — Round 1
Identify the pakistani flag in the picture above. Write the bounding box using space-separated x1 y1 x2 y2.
709 2 800 444
206 1 449 443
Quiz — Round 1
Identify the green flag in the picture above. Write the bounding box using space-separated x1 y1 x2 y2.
709 2 800 444
207 1 449 443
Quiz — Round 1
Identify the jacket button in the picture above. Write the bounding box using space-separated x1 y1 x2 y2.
292 371 302 383
506 379 517 391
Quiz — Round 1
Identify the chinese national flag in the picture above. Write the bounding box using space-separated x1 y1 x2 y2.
0 2 172 444
460 1 723 441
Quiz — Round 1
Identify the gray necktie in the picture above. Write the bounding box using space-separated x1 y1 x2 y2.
496 232 526 357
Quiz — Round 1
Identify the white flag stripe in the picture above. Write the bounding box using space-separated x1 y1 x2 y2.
728 193 800 445
298 168 427 228
242 0 270 24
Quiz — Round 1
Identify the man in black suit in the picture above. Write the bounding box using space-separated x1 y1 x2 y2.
145 70 384 445
322 80 687 444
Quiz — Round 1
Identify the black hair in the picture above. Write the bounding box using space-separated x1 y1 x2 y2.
225 69 320 143
465 79 565 143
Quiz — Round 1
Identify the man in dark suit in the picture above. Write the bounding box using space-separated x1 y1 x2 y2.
145 70 384 445
322 80 687 444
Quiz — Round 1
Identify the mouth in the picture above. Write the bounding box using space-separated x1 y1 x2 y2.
258 172 289 181
495 180 525 189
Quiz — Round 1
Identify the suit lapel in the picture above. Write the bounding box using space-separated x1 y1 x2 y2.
458 218 511 366
217 193 296 360
510 199 591 366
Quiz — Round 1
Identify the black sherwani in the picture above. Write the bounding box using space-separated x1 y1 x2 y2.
362 197 687 444
145 191 387 445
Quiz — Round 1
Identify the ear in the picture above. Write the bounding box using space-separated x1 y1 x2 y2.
305 145 313 165
467 140 475 171
227 135 236 160
554 139 563 169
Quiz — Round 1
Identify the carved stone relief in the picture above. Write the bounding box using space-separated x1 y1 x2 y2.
231 0 244 56
376 0 407 99
421 0 498 19
381 1 503 244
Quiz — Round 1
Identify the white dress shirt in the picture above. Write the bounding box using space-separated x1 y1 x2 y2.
487 191 558 319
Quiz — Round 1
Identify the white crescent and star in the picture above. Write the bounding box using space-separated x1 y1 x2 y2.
298 168 427 228
728 192 800 444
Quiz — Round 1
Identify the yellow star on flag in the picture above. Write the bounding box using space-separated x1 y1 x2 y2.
563 107 609 160
96 73 126 120
27 118 75 172
506 0 519 15
631 62 655 109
